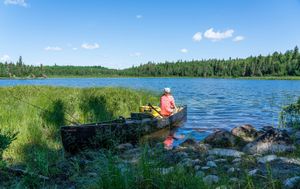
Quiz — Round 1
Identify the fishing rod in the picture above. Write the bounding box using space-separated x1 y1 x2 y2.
30 85 82 124
6 88 80 125
148 103 164 117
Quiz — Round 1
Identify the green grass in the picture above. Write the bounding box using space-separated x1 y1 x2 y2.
0 86 159 177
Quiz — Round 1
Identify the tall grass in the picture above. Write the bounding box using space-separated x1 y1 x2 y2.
0 86 159 176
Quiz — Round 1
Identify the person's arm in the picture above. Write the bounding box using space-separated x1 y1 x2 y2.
170 96 177 109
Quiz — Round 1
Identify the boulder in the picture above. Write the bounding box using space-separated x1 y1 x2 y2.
257 155 278 164
204 130 236 147
243 128 295 154
283 176 300 189
231 124 261 142
203 175 219 185
208 148 245 158
180 138 197 147
206 161 217 168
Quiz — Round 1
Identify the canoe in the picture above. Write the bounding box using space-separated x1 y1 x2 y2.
61 105 187 153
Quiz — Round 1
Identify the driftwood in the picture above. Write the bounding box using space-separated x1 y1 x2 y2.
1 167 49 180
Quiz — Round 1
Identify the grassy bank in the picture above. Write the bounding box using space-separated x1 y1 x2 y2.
0 86 159 180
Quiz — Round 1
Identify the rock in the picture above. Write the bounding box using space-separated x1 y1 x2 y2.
201 166 210 170
294 131 300 145
197 143 211 152
243 128 295 154
258 158 300 180
116 143 133 151
208 148 245 158
248 169 260 176
180 138 197 147
214 158 227 163
180 158 194 167
261 126 274 132
279 157 300 165
195 170 205 177
207 161 217 168
177 151 189 159
194 165 201 171
232 158 241 163
227 167 236 174
283 176 300 189
204 130 237 147
203 175 219 185
257 155 278 163
206 155 216 161
192 159 202 165
231 124 260 142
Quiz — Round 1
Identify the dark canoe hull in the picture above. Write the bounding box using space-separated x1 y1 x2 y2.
61 106 187 153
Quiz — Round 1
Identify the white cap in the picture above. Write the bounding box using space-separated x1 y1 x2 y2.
164 88 171 93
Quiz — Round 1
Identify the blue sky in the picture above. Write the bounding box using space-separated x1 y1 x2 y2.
0 0 300 68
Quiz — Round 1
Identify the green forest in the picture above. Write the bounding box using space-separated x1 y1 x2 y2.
1 47 300 78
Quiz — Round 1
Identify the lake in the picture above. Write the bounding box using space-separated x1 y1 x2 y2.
1 78 300 143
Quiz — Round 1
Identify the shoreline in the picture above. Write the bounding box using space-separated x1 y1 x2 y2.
1 76 300 80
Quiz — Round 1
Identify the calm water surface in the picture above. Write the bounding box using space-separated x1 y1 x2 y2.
1 78 300 143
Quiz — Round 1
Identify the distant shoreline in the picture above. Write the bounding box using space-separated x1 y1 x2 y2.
1 76 300 80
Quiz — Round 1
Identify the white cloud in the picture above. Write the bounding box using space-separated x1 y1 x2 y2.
136 15 143 19
130 52 142 57
233 35 245 42
204 28 234 41
4 0 27 7
192 32 202 42
72 47 78 51
180 48 188 53
0 54 11 62
81 43 100 50
44 46 63 51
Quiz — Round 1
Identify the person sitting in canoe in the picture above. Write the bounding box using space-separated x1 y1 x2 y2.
160 88 177 117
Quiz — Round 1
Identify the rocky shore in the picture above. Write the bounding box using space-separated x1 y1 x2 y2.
115 125 300 189
4 124 299 188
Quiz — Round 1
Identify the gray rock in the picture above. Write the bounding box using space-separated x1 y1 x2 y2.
116 143 133 151
194 165 201 171
195 170 205 177
209 148 245 158
180 138 197 147
207 161 217 168
232 158 241 163
203 175 219 185
214 158 227 163
207 155 216 161
248 169 260 176
279 157 300 165
180 158 194 167
227 167 236 173
231 124 260 142
201 166 210 170
243 128 295 154
257 155 278 164
283 176 300 189
192 159 202 165
204 130 237 147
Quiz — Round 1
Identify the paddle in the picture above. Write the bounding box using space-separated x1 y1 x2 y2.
148 103 164 117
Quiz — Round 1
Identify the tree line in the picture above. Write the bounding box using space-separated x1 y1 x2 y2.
1 47 300 78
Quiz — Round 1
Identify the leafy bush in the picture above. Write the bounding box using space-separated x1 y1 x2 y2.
280 97 300 128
